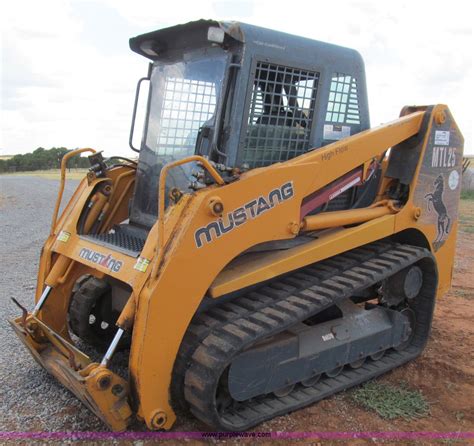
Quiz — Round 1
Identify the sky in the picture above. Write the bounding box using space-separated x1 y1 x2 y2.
1 0 473 156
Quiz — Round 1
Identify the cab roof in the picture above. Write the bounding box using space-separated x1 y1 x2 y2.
129 19 364 72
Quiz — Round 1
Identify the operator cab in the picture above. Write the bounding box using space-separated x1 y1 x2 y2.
128 19 370 230
85 20 372 254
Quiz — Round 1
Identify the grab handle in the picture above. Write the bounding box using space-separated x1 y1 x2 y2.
50 148 96 235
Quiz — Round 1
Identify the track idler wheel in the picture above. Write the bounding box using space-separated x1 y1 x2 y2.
370 350 385 361
326 366 344 377
273 384 295 397
349 358 366 369
380 265 423 306
395 307 416 351
302 374 322 387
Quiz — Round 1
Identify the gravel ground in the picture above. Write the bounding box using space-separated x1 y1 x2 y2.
0 176 107 432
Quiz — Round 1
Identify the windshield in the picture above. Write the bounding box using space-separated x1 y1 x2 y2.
130 49 227 227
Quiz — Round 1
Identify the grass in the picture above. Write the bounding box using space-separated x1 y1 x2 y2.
1 168 88 180
453 288 473 300
459 195 474 234
351 380 430 420
460 189 474 201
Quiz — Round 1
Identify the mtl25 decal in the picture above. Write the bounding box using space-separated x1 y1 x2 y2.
414 119 463 251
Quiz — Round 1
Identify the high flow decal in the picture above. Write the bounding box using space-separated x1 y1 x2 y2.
195 182 294 248
78 248 123 272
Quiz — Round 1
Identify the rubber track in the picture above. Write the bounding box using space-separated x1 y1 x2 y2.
179 242 437 430
170 242 389 409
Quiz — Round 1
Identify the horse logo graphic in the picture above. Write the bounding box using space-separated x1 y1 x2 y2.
425 174 451 248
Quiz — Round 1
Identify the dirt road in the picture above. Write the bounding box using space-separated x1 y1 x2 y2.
0 176 472 442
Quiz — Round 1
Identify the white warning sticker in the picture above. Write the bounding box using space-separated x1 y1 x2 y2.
323 124 351 141
322 333 335 342
434 130 450 146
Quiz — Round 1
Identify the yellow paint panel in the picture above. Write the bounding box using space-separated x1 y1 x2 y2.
209 215 396 297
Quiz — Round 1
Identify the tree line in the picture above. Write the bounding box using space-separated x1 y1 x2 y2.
0 147 90 173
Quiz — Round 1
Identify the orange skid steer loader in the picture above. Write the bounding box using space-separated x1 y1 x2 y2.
10 20 464 431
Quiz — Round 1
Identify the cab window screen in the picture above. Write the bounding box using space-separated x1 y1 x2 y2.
242 62 319 168
326 73 360 124
157 78 218 157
